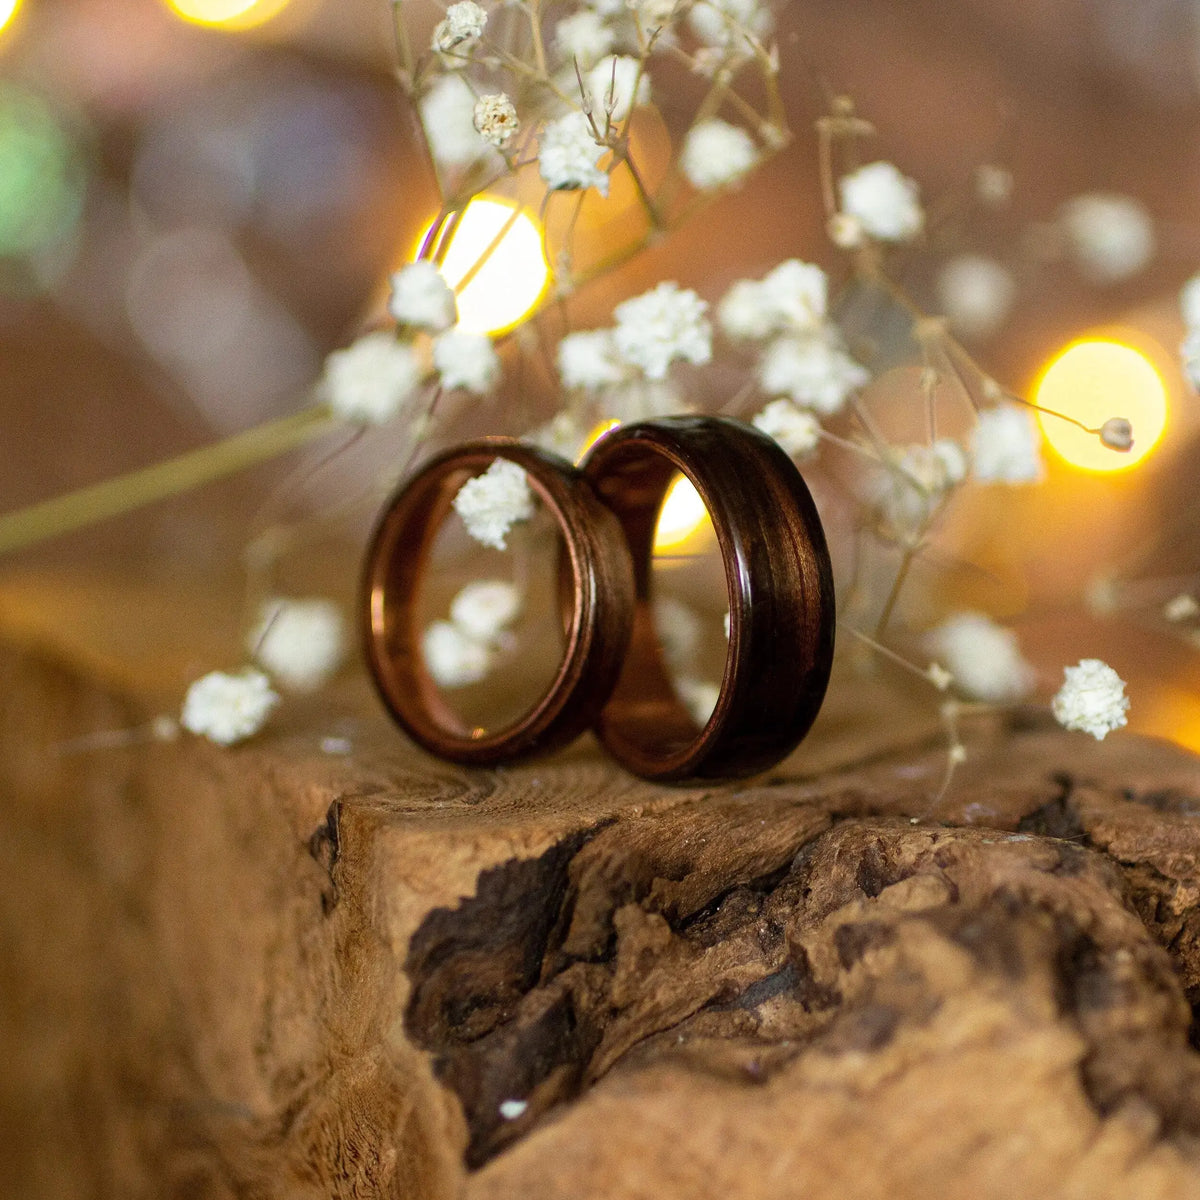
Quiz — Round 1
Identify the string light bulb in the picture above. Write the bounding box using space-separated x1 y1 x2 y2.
417 195 549 336
163 0 292 31
1034 337 1168 473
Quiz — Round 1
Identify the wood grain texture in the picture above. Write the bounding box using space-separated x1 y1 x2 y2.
3 631 1200 1199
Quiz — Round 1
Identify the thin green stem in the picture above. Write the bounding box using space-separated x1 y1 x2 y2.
0 407 337 556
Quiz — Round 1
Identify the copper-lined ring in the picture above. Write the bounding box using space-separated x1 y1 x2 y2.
581 416 835 782
361 439 635 764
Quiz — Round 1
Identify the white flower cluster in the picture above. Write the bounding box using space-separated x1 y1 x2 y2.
388 261 457 332
935 254 1016 341
926 612 1035 704
421 75 501 170
432 1 488 60
838 161 923 243
432 329 501 393
249 597 347 693
1180 273 1200 391
423 579 522 688
452 458 536 549
181 668 279 746
751 399 820 460
613 282 712 379
320 332 425 425
878 439 966 539
687 0 772 49
1059 193 1154 284
680 118 757 191
1051 658 1129 740
539 111 609 196
717 259 868 427
473 93 519 148
970 403 1044 484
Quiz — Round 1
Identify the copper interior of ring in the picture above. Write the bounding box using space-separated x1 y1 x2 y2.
588 449 727 765
583 417 835 782
362 442 635 764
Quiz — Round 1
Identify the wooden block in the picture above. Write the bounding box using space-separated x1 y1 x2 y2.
3 635 1200 1199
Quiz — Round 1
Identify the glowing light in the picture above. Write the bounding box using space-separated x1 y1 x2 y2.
164 0 292 30
418 196 549 336
576 419 622 462
0 85 85 258
0 0 22 38
654 475 712 554
1034 338 1168 473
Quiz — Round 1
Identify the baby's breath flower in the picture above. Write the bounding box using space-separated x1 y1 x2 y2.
838 161 924 243
613 281 712 379
250 597 346 693
528 411 588 460
935 254 1016 340
758 333 869 414
717 279 774 340
1059 193 1155 284
181 668 279 746
1052 658 1129 740
926 612 1035 704
320 332 424 425
752 399 821 459
630 0 680 31
1180 273 1200 329
421 75 496 169
1181 328 1200 391
827 212 865 249
422 620 492 687
676 676 720 725
453 458 535 550
432 330 501 394
557 329 626 389
538 111 609 196
881 439 966 536
1164 594 1199 623
388 261 457 332
686 0 772 48
679 119 757 190
583 56 650 123
449 579 522 642
654 594 701 667
432 1 487 59
1099 417 1133 452
971 403 1044 484
473 93 519 147
606 377 687 421
554 9 615 68
974 164 1013 206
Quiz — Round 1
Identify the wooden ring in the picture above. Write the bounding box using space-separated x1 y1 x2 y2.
581 416 835 782
361 439 635 764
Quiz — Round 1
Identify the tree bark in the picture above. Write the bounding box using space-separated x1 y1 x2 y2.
3 636 1199 1199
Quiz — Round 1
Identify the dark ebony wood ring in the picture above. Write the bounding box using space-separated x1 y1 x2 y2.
361 439 634 765
581 416 835 782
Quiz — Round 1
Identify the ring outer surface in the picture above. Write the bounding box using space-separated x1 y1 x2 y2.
582 415 835 782
361 438 635 765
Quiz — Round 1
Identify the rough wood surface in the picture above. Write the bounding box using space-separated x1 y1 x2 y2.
3 632 1200 1200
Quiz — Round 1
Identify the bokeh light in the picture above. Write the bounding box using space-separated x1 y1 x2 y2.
654 476 712 554
1034 338 1168 472
164 0 293 31
0 85 86 259
419 196 549 336
0 0 21 38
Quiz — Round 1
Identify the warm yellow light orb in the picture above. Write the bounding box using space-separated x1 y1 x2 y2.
654 475 712 554
164 0 292 30
1034 338 1168 473
0 0 21 37
420 196 549 336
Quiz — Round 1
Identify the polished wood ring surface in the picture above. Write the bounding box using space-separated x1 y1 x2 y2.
361 439 634 764
581 416 835 782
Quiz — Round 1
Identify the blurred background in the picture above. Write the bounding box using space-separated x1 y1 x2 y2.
1 0 1199 742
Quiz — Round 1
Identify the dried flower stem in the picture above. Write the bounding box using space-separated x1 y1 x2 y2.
0 407 337 557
